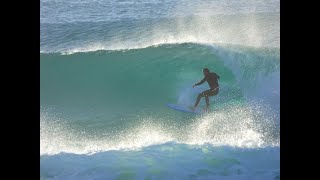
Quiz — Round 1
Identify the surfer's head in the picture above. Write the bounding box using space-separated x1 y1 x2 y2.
203 68 210 75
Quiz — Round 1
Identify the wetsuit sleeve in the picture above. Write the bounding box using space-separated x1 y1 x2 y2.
194 77 206 86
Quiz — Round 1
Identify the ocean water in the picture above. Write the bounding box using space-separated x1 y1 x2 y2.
40 0 280 179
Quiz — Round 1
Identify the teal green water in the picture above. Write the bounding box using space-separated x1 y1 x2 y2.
41 44 243 135
40 43 279 154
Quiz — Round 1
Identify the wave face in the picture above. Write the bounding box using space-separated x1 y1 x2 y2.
40 0 280 179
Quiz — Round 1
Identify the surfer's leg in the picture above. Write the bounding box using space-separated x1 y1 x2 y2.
194 88 219 109
205 95 210 108
203 90 213 109
194 93 204 109
203 88 219 109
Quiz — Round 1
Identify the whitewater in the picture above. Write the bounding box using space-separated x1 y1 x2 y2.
41 0 280 179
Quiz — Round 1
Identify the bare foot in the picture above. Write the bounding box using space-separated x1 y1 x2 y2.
188 106 196 111
203 107 210 113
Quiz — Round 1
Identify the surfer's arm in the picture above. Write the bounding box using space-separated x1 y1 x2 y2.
193 77 206 87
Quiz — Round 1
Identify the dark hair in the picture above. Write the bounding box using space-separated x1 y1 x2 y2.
203 68 210 73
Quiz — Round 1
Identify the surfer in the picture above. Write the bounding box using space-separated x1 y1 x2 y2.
191 68 220 112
